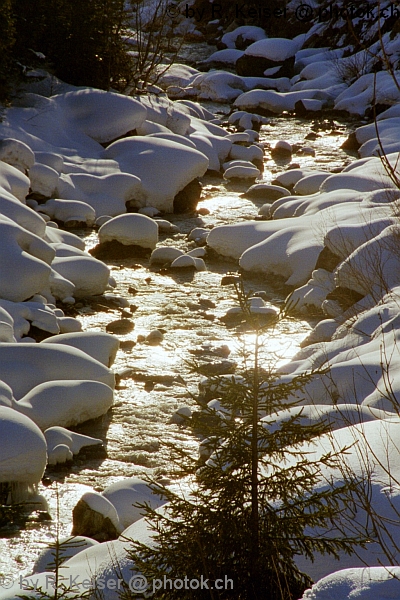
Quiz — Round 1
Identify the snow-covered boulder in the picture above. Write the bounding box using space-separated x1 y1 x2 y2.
0 343 114 399
56 88 147 143
150 247 184 265
0 159 30 201
224 164 260 180
98 213 158 250
102 477 167 530
0 138 35 173
38 198 96 227
103 137 208 212
0 217 54 302
138 95 190 135
191 71 247 102
301 566 400 600
334 71 400 116
29 163 59 197
0 406 47 498
15 380 114 429
42 331 120 367
221 26 267 49
0 192 46 236
293 172 330 195
45 426 103 465
58 172 143 217
51 254 110 297
234 89 330 114
237 37 302 77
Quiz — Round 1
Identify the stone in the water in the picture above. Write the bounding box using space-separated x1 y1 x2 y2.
221 274 241 286
170 406 192 425
241 183 290 201
72 497 119 542
106 318 135 334
150 247 184 265
173 179 202 213
90 239 152 259
271 140 292 157
197 207 210 216
170 255 196 269
146 329 164 344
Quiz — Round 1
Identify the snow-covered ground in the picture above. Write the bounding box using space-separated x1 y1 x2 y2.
2 3 400 597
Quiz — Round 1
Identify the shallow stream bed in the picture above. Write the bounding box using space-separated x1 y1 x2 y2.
0 111 355 582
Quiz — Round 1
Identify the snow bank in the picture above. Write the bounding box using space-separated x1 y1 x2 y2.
301 566 400 600
55 88 147 143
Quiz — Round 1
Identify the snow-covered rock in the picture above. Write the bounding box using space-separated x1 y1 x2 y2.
58 172 143 217
98 213 158 250
0 406 47 497
0 343 114 399
42 331 119 367
102 137 208 212
15 380 114 429
102 477 167 530
45 427 103 465
38 198 96 226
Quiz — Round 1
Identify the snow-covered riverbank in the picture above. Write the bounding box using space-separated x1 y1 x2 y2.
1 3 400 596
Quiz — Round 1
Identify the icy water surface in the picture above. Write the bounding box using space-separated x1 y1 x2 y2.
0 113 355 581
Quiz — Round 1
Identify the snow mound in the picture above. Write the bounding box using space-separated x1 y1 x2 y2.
334 71 400 116
98 213 158 250
0 343 114 399
16 380 114 429
58 172 143 217
244 37 300 61
234 89 329 113
301 566 400 600
29 163 59 197
103 136 208 212
38 198 96 226
51 254 110 297
56 88 147 143
42 331 120 367
0 406 47 488
0 160 30 201
221 26 267 49
45 426 103 465
102 477 167 530
0 138 35 173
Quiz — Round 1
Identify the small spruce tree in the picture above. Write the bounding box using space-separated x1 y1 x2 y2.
126 275 365 600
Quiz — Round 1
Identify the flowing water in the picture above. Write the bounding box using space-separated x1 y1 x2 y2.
0 96 355 582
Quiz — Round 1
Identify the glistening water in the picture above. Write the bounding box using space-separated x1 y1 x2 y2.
0 110 355 582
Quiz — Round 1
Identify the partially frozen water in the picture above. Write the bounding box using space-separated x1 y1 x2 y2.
0 112 354 581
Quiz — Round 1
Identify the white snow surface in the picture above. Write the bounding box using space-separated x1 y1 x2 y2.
244 37 301 61
98 213 159 249
103 136 208 212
